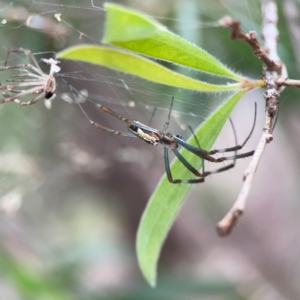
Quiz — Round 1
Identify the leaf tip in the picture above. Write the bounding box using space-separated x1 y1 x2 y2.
149 279 157 288
137 259 157 287
143 268 157 288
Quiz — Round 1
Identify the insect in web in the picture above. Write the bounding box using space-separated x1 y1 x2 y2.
0 48 61 108
66 82 256 184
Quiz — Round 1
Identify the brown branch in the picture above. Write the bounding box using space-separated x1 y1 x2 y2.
217 0 285 236
219 16 281 71
276 77 300 88
217 113 273 236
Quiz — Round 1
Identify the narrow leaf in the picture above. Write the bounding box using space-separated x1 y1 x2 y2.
136 90 247 286
57 45 241 92
103 3 243 81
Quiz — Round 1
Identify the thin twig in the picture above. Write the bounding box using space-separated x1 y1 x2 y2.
217 0 285 236
217 117 273 235
276 78 300 88
219 16 281 71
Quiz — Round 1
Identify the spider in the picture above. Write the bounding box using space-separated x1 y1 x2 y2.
65 81 256 184
0 48 61 108
0 48 255 183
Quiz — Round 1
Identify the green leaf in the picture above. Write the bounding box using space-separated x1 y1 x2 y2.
57 45 241 92
136 90 247 287
103 3 243 81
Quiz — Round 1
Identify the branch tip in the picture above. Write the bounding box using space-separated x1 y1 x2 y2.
219 14 281 71
216 209 243 236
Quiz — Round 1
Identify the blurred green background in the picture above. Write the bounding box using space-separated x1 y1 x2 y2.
0 0 300 299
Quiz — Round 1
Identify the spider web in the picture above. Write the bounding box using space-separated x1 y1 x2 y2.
0 4 300 299
0 0 262 115
1 1 299 299
0 0 262 211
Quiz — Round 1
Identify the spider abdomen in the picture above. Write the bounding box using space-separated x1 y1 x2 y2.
128 124 159 145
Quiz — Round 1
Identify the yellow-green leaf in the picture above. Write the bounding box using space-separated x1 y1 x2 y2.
57 45 241 92
103 3 243 81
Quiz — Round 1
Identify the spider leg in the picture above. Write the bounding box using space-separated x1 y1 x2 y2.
203 117 239 177
60 77 132 126
173 102 257 163
0 87 24 93
148 107 157 127
174 107 256 162
1 91 11 98
91 122 137 137
5 48 43 73
0 87 43 103
64 79 137 138
163 109 205 184
91 101 132 125
174 135 254 162
163 96 174 133
0 64 44 76
6 79 43 83
9 73 42 80
164 111 255 184
0 86 44 94
203 114 253 176
165 116 252 184
188 125 205 174
173 148 204 177
208 102 257 155
166 148 245 184
0 82 43 89
14 93 45 106
164 147 204 184
173 137 216 161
